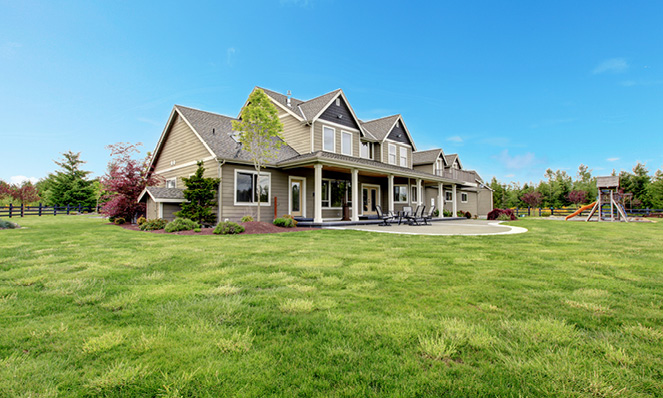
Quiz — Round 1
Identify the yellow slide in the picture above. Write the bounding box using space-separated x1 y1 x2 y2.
565 202 596 220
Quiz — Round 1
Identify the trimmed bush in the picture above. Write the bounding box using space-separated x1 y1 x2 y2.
165 217 200 233
193 227 202 233
0 219 19 229
137 216 147 226
214 221 245 235
140 218 168 231
464 211 472 219
443 209 453 217
114 217 126 225
240 215 254 223
273 217 296 228
487 208 517 221
108 216 115 223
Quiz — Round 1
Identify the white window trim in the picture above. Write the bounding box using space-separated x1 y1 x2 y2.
445 190 453 202
394 184 409 204
233 169 272 206
341 130 353 156
360 183 381 216
288 176 307 217
322 125 336 153
461 192 468 203
165 178 176 188
388 143 397 165
411 185 418 204
321 178 352 209
399 147 407 167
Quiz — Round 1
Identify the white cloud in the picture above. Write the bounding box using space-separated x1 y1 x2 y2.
606 157 620 162
505 174 515 178
227 47 236 66
10 175 38 185
447 136 463 143
495 150 537 170
592 58 628 74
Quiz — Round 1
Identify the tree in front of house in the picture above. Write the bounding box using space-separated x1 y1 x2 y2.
231 88 284 222
101 142 161 221
176 161 220 225
44 151 97 207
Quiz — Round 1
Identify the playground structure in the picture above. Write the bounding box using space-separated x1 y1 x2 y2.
565 176 629 222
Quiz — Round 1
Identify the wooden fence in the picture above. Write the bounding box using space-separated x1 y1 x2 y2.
0 203 98 218
512 207 663 218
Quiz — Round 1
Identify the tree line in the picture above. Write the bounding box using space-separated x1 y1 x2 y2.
490 163 663 209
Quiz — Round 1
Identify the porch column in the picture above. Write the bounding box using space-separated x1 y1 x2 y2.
416 179 422 206
387 174 394 212
438 182 444 218
314 164 323 223
351 168 359 222
452 184 458 217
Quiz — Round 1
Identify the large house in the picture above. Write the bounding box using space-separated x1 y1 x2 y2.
138 87 493 224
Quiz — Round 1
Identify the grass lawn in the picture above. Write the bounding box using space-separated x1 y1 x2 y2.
1 216 662 397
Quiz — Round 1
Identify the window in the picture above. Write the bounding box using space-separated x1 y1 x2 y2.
341 131 352 156
323 126 335 152
394 185 408 203
411 185 417 203
322 179 351 208
399 147 407 167
360 141 372 159
435 159 443 175
461 192 468 203
388 144 396 165
166 178 176 188
445 191 453 202
235 170 271 205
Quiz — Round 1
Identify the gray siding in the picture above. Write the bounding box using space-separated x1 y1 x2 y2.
382 141 411 169
313 122 360 158
153 114 212 174
162 203 181 221
279 111 309 154
319 96 361 130
386 121 412 145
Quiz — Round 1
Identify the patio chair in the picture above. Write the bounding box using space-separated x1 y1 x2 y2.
375 205 395 226
398 206 413 225
405 205 424 225
421 205 435 225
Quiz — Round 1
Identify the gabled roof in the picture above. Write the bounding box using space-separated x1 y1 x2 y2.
413 148 447 166
137 187 185 203
298 89 342 121
360 115 401 141
444 153 462 169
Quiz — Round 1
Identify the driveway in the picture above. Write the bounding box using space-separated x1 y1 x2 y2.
323 219 527 236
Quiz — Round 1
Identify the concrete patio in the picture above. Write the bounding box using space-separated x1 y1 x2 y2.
323 219 528 236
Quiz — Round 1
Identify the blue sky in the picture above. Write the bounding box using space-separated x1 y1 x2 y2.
1 1 662 185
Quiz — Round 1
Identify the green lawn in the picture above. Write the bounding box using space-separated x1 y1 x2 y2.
1 216 662 397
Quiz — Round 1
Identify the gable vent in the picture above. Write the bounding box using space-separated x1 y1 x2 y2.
335 98 340 106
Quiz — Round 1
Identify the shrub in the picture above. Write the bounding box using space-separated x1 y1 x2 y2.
457 211 465 217
443 209 453 217
273 217 296 228
497 214 512 221
108 216 116 223
240 215 254 223
487 208 517 221
464 211 472 219
283 214 298 226
140 218 168 231
114 217 126 225
165 217 200 233
137 216 147 226
433 209 440 217
0 219 19 229
214 221 245 235
193 227 202 233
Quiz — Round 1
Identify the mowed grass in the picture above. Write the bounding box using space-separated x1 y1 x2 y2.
1 216 662 397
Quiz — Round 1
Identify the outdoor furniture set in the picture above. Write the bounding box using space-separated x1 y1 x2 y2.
375 205 436 226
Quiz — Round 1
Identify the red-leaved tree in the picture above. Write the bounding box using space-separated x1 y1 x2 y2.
0 180 10 200
100 142 161 221
567 190 588 207
4 182 41 205
521 191 543 208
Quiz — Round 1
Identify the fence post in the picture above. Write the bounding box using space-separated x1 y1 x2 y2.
550 207 554 216
54 204 57 216
8 203 12 218
21 204 24 217
539 207 541 217
528 206 531 217
39 203 42 216
66 204 70 215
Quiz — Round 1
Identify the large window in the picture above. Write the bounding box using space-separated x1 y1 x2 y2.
321 179 351 208
400 147 407 167
235 170 270 205
341 131 352 156
323 126 335 152
360 141 372 159
394 185 408 203
388 144 396 165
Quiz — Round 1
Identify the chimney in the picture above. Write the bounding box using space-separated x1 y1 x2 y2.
286 90 292 107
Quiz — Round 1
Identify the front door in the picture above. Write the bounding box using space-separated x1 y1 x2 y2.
290 178 303 217
362 186 379 215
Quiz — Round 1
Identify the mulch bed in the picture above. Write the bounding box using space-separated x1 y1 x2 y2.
113 221 316 235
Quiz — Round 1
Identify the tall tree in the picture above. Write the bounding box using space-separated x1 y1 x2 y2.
521 191 543 208
647 169 663 209
176 161 220 225
620 163 651 208
231 88 284 221
101 143 161 221
46 151 97 206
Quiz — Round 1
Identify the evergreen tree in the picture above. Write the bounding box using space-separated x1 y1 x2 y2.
647 169 663 209
47 151 97 206
620 163 651 208
175 161 220 225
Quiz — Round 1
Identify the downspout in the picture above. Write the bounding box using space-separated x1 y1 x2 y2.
217 158 225 224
